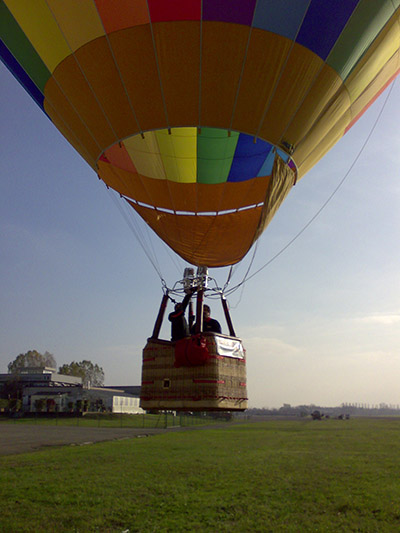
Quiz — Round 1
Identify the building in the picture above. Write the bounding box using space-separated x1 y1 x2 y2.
0 367 143 414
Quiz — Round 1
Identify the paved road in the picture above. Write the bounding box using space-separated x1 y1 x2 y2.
0 424 177 456
0 421 238 456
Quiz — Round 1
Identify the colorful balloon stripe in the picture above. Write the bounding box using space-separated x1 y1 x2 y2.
326 0 400 79
0 40 44 110
295 1 359 61
3 0 71 72
253 0 310 40
1 0 399 266
148 0 201 22
227 134 272 183
197 129 239 185
2 0 398 87
0 2 50 93
203 0 257 25
94 0 150 32
105 129 277 185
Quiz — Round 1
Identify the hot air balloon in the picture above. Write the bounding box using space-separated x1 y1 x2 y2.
2 0 399 410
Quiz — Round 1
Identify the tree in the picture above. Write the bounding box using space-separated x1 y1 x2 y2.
58 360 104 387
8 350 56 374
1 377 23 400
311 410 322 420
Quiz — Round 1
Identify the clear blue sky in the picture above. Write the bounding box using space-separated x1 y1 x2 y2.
1 62 399 408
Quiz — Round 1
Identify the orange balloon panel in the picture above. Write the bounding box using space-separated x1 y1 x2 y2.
2 1 399 266
130 202 264 267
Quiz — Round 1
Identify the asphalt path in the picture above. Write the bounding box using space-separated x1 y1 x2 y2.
0 421 238 456
0 424 183 456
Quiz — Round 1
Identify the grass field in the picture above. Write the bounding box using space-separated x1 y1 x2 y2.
1 417 400 532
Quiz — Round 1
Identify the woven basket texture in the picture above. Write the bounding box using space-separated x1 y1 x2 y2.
141 335 247 411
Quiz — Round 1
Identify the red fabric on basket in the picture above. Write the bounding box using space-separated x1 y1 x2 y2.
174 334 210 367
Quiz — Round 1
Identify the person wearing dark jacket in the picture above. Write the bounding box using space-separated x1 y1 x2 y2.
202 304 222 334
168 288 196 341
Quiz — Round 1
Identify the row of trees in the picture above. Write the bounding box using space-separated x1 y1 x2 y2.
7 349 104 387
8 350 56 374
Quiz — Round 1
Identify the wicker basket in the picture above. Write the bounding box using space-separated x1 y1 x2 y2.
140 333 248 411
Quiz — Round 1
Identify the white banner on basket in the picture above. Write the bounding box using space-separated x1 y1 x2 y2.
214 336 245 359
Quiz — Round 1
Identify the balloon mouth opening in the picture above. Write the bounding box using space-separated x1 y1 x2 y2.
98 127 297 188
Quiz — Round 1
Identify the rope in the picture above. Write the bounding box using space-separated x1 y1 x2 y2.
198 0 204 128
222 265 234 293
45 0 119 147
276 0 360 153
108 186 190 284
146 2 170 131
254 0 312 141
106 188 165 281
92 0 175 229
224 78 397 296
228 0 259 132
93 4 142 134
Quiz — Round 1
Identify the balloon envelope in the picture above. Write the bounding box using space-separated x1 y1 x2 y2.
1 0 399 266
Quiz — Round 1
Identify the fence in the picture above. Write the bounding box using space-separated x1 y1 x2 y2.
1 411 233 429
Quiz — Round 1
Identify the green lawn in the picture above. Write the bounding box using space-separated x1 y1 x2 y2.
1 418 400 532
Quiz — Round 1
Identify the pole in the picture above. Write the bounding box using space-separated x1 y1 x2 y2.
195 288 204 334
151 292 169 339
188 300 195 331
194 266 208 334
221 295 236 337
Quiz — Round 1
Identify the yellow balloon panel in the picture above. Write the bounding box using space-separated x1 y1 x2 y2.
4 0 70 72
124 133 167 181
46 0 105 53
155 129 197 183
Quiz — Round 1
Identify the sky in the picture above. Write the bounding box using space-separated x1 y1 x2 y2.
1 62 399 409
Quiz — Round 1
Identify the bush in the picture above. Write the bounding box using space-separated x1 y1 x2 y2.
34 399 46 412
9 398 22 412
0 398 9 412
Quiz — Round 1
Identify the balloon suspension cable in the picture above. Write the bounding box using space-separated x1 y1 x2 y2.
106 190 165 281
160 278 169 295
222 237 260 304
223 78 397 298
222 265 234 293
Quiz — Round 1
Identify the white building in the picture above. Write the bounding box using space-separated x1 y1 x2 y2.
29 387 143 414
1 367 143 414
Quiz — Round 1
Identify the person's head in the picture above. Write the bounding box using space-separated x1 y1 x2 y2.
203 304 210 319
175 302 182 312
